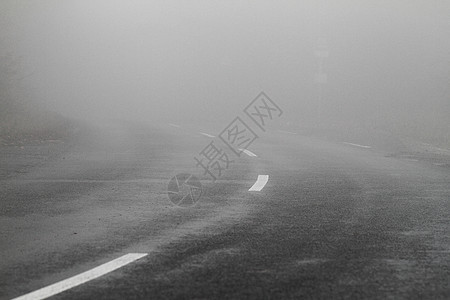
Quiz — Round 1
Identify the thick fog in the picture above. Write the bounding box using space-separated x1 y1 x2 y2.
1 1 449 138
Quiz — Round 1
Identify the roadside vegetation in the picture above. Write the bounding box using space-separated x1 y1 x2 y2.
0 54 73 145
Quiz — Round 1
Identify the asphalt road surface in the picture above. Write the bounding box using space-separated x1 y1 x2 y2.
1 121 449 299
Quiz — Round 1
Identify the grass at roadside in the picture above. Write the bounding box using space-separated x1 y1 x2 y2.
0 109 76 146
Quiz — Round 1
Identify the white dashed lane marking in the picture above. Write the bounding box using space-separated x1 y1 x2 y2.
249 175 269 191
199 132 215 138
12 253 148 300
239 148 258 157
168 123 181 128
343 142 372 149
277 130 297 135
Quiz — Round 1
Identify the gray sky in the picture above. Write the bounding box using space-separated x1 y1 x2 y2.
1 0 449 127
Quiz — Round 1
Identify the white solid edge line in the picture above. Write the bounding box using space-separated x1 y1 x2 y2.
199 132 215 138
249 175 269 191
238 148 258 157
343 142 371 149
12 253 148 300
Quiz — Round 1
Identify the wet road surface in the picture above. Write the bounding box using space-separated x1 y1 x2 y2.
1 121 449 299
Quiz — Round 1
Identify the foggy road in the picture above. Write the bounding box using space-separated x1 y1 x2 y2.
1 121 449 299
2 1 450 299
